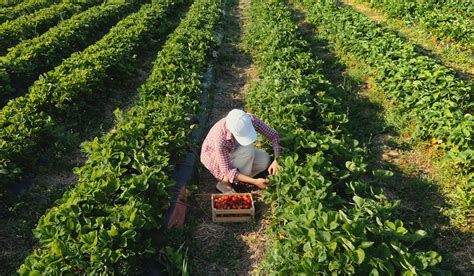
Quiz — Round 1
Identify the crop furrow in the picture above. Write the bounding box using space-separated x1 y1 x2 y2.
296 0 473 172
0 1 140 104
0 0 60 24
18 0 223 273
0 1 181 193
0 0 102 55
0 0 23 8
351 0 473 47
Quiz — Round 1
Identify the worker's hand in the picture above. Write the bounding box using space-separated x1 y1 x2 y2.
253 178 269 189
268 159 279 175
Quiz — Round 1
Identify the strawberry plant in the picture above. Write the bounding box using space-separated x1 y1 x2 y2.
18 0 223 273
0 0 23 8
0 0 61 24
297 0 473 225
0 1 138 104
244 0 444 274
0 0 100 55
0 0 180 194
298 0 473 174
353 0 473 47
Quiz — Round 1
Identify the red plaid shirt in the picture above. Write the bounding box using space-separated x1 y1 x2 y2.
200 113 282 183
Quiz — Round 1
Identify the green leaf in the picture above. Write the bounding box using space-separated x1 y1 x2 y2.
109 225 119 237
320 231 331 242
340 237 355 250
308 228 316 241
122 230 136 239
354 248 365 264
306 209 316 223
329 260 339 271
359 241 374 249
385 221 396 231
327 241 338 253
339 210 351 223
415 229 427 238
369 268 379 276
345 161 357 172
353 195 364 207
51 240 64 257
372 169 394 178
303 241 312 252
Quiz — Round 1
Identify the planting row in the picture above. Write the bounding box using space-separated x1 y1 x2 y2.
245 0 443 274
0 0 23 8
352 0 473 46
0 0 177 194
0 1 138 104
299 0 473 172
19 0 222 273
0 0 60 24
0 0 101 55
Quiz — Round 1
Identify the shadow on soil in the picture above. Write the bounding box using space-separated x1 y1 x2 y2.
163 169 269 276
291 6 473 275
162 0 269 275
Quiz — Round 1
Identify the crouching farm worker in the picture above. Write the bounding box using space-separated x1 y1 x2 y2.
201 109 282 193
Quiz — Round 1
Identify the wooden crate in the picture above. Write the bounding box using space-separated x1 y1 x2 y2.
211 193 255 223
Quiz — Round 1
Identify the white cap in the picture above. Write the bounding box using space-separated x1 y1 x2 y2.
226 109 257 146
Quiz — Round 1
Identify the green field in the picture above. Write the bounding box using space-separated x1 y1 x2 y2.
0 0 472 274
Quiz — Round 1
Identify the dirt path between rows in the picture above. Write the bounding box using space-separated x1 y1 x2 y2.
179 0 271 274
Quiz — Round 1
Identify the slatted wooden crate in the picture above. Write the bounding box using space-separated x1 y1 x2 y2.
211 193 255 223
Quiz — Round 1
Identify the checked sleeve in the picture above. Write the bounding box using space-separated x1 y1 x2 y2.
250 114 282 156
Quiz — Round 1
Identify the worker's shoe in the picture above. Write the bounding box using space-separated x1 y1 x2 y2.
216 181 236 194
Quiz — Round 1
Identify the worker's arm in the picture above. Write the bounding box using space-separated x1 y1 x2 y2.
216 141 239 183
249 115 282 157
249 114 281 175
217 142 268 188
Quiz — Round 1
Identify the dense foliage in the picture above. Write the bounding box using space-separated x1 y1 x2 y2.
0 0 60 24
0 0 24 8
18 0 223 273
353 0 473 46
298 0 473 173
0 1 177 194
0 1 138 104
245 0 444 274
296 0 473 224
0 1 99 54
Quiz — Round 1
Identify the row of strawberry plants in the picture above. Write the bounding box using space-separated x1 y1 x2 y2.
0 0 60 24
0 0 178 194
245 0 444 274
0 0 23 8
299 0 473 173
0 0 101 54
19 0 222 273
352 0 473 46
0 1 139 105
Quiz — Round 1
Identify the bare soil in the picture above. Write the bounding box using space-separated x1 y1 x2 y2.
181 0 272 274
